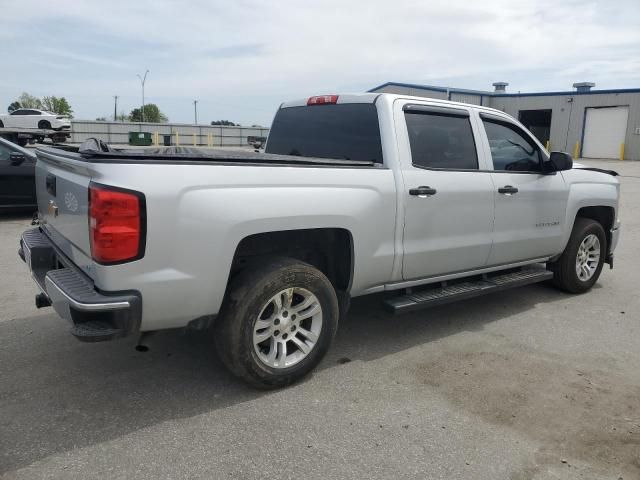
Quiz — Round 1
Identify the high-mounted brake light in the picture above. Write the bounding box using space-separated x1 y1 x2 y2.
89 183 145 264
307 95 339 106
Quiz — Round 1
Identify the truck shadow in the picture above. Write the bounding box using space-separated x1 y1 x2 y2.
0 282 567 473
331 282 573 363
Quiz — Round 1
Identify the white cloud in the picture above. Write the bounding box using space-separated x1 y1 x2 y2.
1 0 638 124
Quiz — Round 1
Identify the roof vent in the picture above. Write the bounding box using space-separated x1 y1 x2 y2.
573 82 595 93
492 82 509 93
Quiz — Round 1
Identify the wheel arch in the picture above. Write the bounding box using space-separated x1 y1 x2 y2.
560 179 618 256
575 205 614 249
229 227 355 294
555 204 615 263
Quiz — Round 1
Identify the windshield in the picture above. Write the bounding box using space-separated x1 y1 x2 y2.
265 103 383 163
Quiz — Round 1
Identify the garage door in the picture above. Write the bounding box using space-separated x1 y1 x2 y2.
582 106 629 159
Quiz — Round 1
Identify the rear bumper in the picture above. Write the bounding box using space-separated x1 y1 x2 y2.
19 228 141 342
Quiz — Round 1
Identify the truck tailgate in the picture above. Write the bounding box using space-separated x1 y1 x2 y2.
35 150 92 261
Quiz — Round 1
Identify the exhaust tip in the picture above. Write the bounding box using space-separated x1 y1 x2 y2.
135 331 155 352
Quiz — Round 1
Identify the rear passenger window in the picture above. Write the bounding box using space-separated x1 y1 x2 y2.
482 120 542 172
405 110 478 170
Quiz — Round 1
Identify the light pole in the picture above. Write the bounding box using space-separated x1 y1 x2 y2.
137 69 149 122
113 95 118 121
193 100 198 124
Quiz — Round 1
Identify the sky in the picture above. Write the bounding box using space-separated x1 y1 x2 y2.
1 0 639 126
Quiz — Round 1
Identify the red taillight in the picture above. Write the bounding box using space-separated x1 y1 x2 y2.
307 95 338 106
89 184 144 264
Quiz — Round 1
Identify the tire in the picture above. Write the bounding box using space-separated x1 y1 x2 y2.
17 138 28 147
548 217 606 293
38 120 51 130
214 257 339 389
0 120 4 128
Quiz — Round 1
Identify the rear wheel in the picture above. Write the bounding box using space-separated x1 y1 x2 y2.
214 257 339 389
548 217 606 293
0 120 4 128
38 120 51 130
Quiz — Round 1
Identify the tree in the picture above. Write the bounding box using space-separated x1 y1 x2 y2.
8 93 74 117
42 96 74 118
115 111 129 122
17 92 43 109
129 104 167 123
211 120 237 126
8 101 21 113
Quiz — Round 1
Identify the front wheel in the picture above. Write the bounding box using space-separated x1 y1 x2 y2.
214 258 339 389
548 217 606 293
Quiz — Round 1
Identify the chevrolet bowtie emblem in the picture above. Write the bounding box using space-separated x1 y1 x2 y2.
48 200 59 217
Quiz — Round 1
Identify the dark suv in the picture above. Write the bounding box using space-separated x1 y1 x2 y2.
0 137 36 210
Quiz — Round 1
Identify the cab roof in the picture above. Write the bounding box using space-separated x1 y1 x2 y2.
279 92 509 117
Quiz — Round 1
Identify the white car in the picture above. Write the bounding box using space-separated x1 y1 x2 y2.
0 109 71 131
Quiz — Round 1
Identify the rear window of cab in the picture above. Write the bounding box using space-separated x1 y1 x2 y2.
265 103 383 163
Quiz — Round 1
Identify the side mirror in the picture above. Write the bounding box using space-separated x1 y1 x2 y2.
545 151 573 172
10 152 26 166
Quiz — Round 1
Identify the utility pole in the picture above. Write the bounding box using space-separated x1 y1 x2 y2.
193 100 198 124
113 95 118 121
137 69 149 122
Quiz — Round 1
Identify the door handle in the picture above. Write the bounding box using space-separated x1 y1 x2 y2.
409 186 437 197
498 185 518 195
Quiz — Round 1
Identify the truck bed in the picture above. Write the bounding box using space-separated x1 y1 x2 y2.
0 127 67 135
0 127 71 146
31 136 397 332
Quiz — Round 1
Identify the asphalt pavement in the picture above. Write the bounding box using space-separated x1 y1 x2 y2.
1 159 639 479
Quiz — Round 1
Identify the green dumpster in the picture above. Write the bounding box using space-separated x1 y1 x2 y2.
128 131 153 146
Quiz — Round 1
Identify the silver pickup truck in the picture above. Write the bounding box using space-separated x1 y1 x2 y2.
19 93 620 388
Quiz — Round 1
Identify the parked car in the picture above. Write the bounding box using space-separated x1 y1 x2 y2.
0 109 71 131
0 137 36 210
247 135 267 148
19 93 620 388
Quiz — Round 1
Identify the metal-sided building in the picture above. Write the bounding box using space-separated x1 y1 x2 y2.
369 81 640 161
